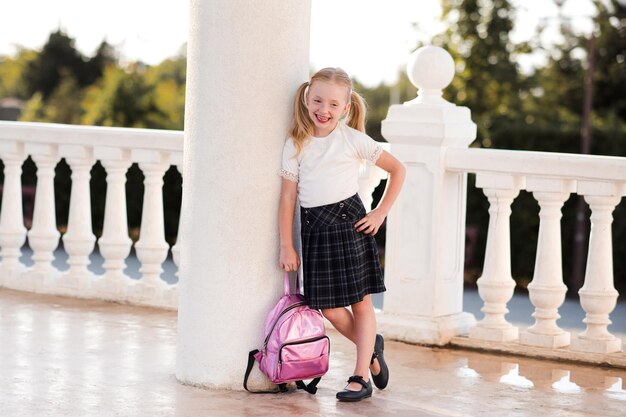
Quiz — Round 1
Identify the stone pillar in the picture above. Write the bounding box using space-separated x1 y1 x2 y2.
29 151 61 275
130 161 170 305
379 46 477 345
23 145 61 291
58 147 96 294
94 148 133 299
571 189 623 354
469 175 521 342
176 0 311 388
0 141 27 275
520 178 574 348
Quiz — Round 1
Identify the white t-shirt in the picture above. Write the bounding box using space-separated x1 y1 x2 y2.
280 123 383 208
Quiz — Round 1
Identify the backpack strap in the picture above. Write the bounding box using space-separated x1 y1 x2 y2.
284 272 301 296
244 350 320 394
295 377 321 394
243 350 286 394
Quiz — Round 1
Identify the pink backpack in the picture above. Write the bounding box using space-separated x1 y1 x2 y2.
244 273 330 394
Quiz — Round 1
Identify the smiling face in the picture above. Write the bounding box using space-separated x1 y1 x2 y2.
305 80 351 137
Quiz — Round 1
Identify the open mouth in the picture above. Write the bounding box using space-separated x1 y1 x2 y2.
315 114 331 123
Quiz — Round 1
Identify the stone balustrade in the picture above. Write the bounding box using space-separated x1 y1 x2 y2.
447 148 626 355
378 45 625 367
0 121 183 309
0 121 387 310
2 43 624 371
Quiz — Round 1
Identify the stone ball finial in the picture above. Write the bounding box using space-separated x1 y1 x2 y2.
405 46 455 106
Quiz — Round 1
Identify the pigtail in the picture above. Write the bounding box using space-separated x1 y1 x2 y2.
347 90 367 133
289 81 314 155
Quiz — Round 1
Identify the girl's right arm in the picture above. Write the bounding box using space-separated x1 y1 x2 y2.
278 178 300 272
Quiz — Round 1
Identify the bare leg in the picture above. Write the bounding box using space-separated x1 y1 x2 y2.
322 295 380 391
321 307 357 342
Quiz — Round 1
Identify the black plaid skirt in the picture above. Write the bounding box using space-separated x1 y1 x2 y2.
300 194 385 309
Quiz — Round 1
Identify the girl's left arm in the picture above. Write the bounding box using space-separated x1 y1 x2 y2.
355 150 406 235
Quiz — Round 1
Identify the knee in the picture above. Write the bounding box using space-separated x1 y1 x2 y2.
321 308 342 324
351 296 373 316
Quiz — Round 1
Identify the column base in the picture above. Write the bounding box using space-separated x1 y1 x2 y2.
570 335 622 354
376 312 476 346
520 329 570 349
469 324 519 342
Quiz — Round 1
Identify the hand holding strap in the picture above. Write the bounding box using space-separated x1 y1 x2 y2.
283 272 301 296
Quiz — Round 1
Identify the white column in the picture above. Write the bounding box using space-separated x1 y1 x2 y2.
520 179 573 348
129 161 169 305
29 153 60 273
22 147 62 291
58 149 96 294
0 142 27 276
94 153 132 300
571 193 622 353
176 0 311 389
469 173 522 342
378 46 477 345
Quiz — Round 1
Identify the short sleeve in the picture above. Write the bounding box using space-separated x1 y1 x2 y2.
279 138 299 182
348 128 383 164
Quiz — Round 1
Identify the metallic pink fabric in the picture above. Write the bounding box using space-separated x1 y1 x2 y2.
254 274 329 384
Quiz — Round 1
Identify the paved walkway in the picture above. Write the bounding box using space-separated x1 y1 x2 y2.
1 288 625 417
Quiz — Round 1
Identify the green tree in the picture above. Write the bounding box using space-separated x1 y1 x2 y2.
145 56 186 130
81 65 163 128
432 0 526 146
0 48 37 99
22 30 111 100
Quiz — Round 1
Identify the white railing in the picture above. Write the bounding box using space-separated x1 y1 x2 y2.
0 121 183 309
447 148 626 355
0 121 388 310
378 45 625 367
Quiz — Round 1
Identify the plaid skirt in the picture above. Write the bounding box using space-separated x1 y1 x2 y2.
300 194 385 309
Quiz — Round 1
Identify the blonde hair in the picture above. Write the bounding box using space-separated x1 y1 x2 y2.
289 67 367 155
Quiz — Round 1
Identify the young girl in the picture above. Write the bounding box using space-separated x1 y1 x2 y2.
278 68 405 402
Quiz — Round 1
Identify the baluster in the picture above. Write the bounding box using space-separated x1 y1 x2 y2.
0 144 27 277
520 190 571 348
129 161 169 304
58 153 96 293
94 157 132 299
469 174 521 342
28 153 61 274
571 194 622 353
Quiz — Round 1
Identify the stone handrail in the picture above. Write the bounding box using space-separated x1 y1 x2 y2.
378 45 625 366
0 121 183 309
448 146 625 355
0 121 387 309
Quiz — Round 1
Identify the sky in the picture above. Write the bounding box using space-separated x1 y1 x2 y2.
0 0 597 87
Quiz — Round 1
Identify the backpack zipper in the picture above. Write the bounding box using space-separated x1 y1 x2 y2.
262 301 307 352
278 335 330 366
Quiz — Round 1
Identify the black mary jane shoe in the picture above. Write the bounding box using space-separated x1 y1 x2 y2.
336 375 373 402
370 334 389 390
